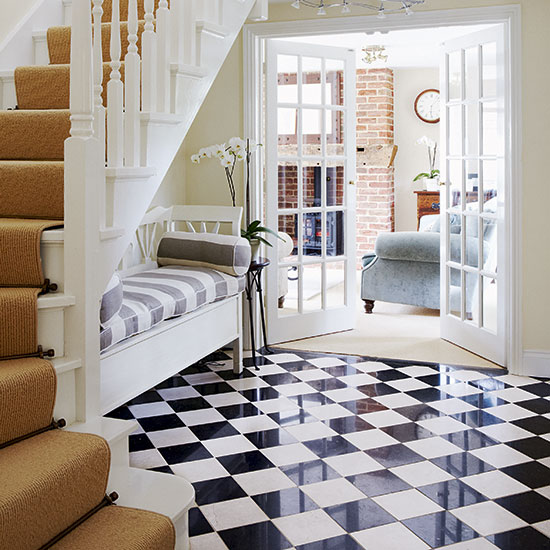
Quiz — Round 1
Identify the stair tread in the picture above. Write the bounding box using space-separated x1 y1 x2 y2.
0 430 110 550
66 417 138 445
49 504 175 550
37 292 75 309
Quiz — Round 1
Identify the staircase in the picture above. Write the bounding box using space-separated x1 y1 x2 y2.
0 0 259 547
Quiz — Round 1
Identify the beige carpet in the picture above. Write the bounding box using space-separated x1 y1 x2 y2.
279 298 501 369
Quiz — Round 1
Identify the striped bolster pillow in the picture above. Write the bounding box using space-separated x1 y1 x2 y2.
100 272 123 328
157 232 251 277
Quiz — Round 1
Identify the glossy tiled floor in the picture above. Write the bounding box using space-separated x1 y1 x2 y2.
106 349 550 550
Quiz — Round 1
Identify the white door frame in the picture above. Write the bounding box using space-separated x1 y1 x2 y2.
243 5 523 374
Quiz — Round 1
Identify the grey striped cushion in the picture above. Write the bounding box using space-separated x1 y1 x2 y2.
100 272 123 328
100 265 245 351
157 231 251 277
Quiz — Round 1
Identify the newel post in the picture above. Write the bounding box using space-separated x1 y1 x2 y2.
65 0 103 420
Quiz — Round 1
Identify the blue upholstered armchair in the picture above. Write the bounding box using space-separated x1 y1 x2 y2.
361 210 496 314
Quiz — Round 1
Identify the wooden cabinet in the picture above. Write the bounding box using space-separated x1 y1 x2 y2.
414 191 440 229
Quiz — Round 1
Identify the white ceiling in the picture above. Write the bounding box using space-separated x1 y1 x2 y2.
274 24 493 68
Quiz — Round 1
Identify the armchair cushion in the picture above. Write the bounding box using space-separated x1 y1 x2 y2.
375 232 441 264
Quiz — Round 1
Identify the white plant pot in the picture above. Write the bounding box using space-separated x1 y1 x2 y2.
250 238 261 263
424 177 440 192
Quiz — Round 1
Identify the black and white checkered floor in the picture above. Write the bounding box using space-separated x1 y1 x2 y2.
106 349 550 550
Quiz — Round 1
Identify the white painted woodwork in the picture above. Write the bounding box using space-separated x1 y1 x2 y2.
439 26 507 366
249 0 269 21
32 31 49 65
0 72 16 109
107 0 124 167
53 358 82 425
37 293 75 358
41 229 65 291
155 0 171 112
124 0 141 166
141 0 157 112
265 40 357 344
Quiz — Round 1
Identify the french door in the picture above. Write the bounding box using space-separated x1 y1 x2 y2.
440 26 507 366
265 40 356 344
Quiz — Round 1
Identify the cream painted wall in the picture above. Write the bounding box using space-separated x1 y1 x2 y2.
0 0 38 45
394 68 440 232
180 0 550 355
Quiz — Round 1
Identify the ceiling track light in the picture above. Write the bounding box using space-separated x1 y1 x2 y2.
289 0 425 16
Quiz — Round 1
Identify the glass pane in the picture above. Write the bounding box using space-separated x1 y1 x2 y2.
448 105 462 156
481 160 498 212
464 216 479 268
327 211 345 257
482 218 498 272
278 215 298 263
448 50 462 101
302 263 322 312
465 47 480 100
326 110 344 156
277 55 298 103
482 42 497 98
278 108 297 156
482 276 498 333
482 101 498 156
326 59 344 106
327 162 345 207
279 265 299 317
303 212 322 257
466 160 479 196
465 271 480 325
326 262 345 308
302 57 322 104
449 219 461 263
465 102 479 157
448 159 462 212
278 162 298 210
302 108 323 156
303 162 322 209
449 267 462 318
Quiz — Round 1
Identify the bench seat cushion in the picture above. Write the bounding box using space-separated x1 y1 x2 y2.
100 265 245 351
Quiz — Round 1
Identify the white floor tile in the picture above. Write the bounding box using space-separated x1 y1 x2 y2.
308 357 347 368
300 477 365 507
322 387 367 403
373 488 443 520
438 383 482 397
171 458 229 483
490 387 539 403
292 369 333 382
261 443 318 467
274 382 318 397
204 392 250 408
404 436 463 459
396 366 438 378
128 449 167 469
461 470 530 499
451 501 527 536
484 403 536 421
442 539 499 550
536 485 550 499
385 378 431 392
534 519 550 538
353 522 430 550
324 452 384 476
417 415 469 435
447 370 490 382
340 373 378 387
477 422 532 442
147 427 198 448
359 410 409 428
429 398 478 415
201 497 269 531
226 377 270 391
253 397 300 414
273 509 345 546
182 372 223 385
390 460 454 487
265 353 304 363
157 386 200 401
234 468 295 495
201 434 257 457
353 361 393 373
177 408 227 426
229 414 280 434
372 393 421 409
470 444 532 468
284 421 337 442
307 403 354 421
343 429 398 450
253 364 288 376
190 532 228 550
493 374 539 387
128 401 174 418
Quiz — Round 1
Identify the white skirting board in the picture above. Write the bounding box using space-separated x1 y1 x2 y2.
522 350 550 378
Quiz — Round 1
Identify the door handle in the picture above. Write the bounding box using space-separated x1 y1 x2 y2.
349 180 355 185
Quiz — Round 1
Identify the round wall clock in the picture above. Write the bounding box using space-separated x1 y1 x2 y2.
414 89 440 124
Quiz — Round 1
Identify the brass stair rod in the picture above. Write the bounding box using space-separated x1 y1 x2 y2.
0 346 55 362
0 418 67 451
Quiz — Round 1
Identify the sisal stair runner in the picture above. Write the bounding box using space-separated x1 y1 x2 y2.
0 1 176 547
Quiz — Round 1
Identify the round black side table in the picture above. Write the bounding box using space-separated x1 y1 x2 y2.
245 257 273 370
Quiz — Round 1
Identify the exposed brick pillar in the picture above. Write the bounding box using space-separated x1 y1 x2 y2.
356 68 395 267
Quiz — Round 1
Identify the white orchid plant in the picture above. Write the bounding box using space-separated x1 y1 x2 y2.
191 137 260 209
413 136 440 182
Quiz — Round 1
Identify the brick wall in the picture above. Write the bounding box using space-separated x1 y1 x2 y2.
356 68 395 266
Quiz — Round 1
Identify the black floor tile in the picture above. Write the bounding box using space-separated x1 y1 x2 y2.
156 375 188 389
188 507 213 537
269 409 317 427
346 470 411 497
521 383 550 397
325 498 395 531
418 479 488 510
252 487 318 518
380 422 434 443
262 373 301 386
280 460 340 486
128 433 155 452
488 527 550 550
218 450 275 475
501 461 550 489
127 389 164 405
288 393 335 408
495 491 550 524
105 405 134 420
403 511 480 547
193 477 247 506
512 415 550 435
432 452 495 477
365 443 424 468
216 403 262 420
137 413 185 433
296 534 364 550
303 436 360 458
306 378 348 392
167 396 212 413
219 521 293 550
159 442 212 464
516 398 550 415
189 421 240 440
339 398 387 415
442 429 498 451
245 428 299 449
451 409 505 429
194 381 235 396
241 387 280 401
321 416 374 435
506 436 550 459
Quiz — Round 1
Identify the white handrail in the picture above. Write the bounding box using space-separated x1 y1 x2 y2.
107 0 123 166
141 0 157 111
124 0 140 166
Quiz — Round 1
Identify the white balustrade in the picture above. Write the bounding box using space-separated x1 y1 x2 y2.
92 0 105 147
141 0 157 111
107 0 124 167
156 0 171 112
69 0 93 138
175 0 196 66
124 0 140 166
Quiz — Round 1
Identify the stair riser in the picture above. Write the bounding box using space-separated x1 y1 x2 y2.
41 238 65 292
38 308 65 358
0 73 16 110
54 368 77 425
